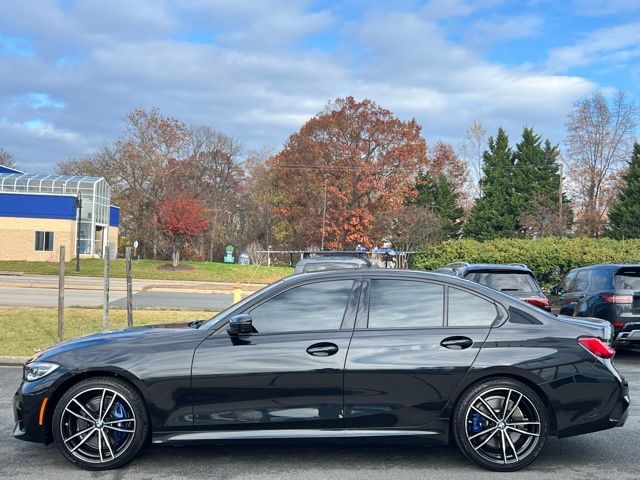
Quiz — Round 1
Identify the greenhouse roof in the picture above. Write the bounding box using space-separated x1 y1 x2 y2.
0 173 107 196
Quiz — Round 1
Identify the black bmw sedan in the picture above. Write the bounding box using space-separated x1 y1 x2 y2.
13 270 629 472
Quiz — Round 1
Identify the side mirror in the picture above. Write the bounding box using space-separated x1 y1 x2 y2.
549 285 559 296
227 314 253 336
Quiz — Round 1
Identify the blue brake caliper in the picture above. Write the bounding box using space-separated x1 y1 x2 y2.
470 412 484 433
112 402 127 442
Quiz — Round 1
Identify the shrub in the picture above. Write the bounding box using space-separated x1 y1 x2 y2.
413 237 640 286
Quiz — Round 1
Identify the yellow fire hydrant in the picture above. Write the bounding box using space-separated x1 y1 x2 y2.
233 282 243 304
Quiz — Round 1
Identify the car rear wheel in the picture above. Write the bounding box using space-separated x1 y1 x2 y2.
52 376 149 470
453 377 548 471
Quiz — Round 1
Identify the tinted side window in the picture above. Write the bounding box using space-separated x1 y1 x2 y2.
571 271 589 292
249 280 353 334
368 280 444 328
559 271 577 293
590 268 612 290
448 288 498 326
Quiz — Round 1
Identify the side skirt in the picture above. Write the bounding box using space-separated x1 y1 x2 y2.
153 429 442 444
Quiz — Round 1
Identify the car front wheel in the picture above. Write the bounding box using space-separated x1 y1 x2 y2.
52 376 149 470
453 377 548 471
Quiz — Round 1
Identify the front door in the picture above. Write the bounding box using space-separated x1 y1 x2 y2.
344 279 497 428
191 278 360 430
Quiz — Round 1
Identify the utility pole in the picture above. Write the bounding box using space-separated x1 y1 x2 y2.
321 176 328 250
75 192 82 272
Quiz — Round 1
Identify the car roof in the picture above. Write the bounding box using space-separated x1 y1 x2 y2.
571 263 640 271
288 268 515 295
447 263 533 273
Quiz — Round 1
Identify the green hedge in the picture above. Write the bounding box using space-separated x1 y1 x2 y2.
413 238 640 286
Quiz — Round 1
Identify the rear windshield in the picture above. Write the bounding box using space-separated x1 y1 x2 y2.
303 262 358 273
614 269 640 291
465 271 539 292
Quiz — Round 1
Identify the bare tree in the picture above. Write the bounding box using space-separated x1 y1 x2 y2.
565 91 639 237
0 148 19 169
462 121 487 198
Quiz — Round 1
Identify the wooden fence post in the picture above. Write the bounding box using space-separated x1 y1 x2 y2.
103 246 110 331
126 246 133 327
57 246 65 343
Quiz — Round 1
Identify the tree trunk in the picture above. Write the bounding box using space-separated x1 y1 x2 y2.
172 248 180 267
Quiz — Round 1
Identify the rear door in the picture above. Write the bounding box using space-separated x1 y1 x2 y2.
562 270 590 316
344 278 499 429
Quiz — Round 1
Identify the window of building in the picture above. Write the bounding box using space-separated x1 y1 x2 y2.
34 231 54 252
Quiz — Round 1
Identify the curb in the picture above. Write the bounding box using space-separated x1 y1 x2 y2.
0 356 30 366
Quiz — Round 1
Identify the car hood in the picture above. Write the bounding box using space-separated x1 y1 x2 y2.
555 314 613 342
33 323 203 363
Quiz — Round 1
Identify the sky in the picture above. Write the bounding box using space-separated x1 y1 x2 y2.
0 0 639 173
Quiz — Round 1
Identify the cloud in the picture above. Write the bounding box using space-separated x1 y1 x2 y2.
546 22 640 72
0 0 604 173
573 0 640 16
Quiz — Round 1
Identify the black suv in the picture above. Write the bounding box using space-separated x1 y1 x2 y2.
549 264 640 348
434 262 550 310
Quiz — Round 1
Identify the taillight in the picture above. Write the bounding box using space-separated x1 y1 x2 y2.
613 322 625 329
524 298 550 310
578 337 615 359
602 294 633 304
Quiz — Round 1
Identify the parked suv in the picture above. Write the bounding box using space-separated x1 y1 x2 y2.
549 264 640 349
294 256 372 274
434 262 550 310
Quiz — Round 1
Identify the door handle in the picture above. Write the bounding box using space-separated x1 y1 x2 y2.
306 342 339 357
440 336 473 350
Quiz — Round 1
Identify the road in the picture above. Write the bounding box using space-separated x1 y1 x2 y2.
1 353 639 480
0 274 240 310
0 286 233 310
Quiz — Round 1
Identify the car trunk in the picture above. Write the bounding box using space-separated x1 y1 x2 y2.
555 315 613 344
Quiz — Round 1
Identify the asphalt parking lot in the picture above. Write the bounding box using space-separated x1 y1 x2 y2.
2 353 639 480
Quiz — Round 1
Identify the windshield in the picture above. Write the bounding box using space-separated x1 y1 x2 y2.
465 271 539 292
615 269 640 291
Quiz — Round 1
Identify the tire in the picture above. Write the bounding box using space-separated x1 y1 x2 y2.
452 377 548 472
52 376 149 470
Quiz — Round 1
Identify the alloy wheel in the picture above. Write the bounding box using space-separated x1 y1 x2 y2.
59 387 137 464
464 387 542 465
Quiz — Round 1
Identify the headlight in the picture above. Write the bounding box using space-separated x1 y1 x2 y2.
24 362 60 382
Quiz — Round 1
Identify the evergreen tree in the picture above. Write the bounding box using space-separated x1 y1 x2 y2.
415 171 464 239
512 128 571 236
609 143 640 239
463 128 519 240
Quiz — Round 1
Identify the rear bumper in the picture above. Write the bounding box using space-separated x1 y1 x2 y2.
613 329 640 348
545 359 630 438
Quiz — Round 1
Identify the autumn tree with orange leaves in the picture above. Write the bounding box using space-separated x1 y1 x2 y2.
269 97 427 249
